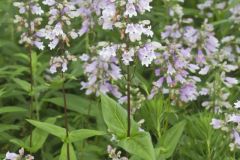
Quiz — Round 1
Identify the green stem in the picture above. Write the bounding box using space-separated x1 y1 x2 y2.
127 65 131 137
61 72 70 160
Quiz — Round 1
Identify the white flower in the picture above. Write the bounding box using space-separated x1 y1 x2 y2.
50 64 57 74
31 5 44 15
53 23 64 36
43 0 56 6
122 48 134 65
234 100 240 109
98 45 117 61
138 45 156 67
4 152 19 160
79 54 89 61
124 2 137 17
199 66 209 75
69 30 78 39
125 23 153 42
48 38 59 50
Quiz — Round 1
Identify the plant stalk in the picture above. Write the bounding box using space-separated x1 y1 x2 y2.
27 2 33 148
28 47 33 148
127 65 131 137
61 72 70 160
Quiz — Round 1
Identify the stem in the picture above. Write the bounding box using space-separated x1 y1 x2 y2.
27 2 33 147
127 66 131 137
61 72 70 160
28 47 33 148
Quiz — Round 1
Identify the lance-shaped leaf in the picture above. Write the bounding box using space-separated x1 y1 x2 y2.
155 120 186 159
0 106 27 114
27 119 66 141
69 129 105 143
59 143 77 160
101 94 139 138
119 132 156 160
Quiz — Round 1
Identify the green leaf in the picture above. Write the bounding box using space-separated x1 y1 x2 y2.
13 78 31 92
119 132 156 160
10 139 27 149
69 129 105 143
101 94 139 138
27 119 66 141
59 143 77 160
155 121 186 159
0 124 20 132
0 106 27 114
27 117 60 152
45 94 97 116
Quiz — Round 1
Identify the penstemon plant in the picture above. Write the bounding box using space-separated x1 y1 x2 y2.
2 0 240 159
13 0 44 149
80 0 162 136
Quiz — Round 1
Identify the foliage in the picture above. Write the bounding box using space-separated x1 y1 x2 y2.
1 0 240 160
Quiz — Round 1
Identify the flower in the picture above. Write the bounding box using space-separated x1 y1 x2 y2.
210 118 223 129
122 48 134 65
125 23 153 42
179 83 198 102
234 101 240 109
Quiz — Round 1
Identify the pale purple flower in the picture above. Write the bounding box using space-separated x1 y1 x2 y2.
43 0 56 6
204 35 219 54
167 63 176 75
188 64 200 73
153 77 164 88
228 115 240 123
199 66 209 75
180 83 198 102
79 54 89 61
161 24 181 39
53 23 64 36
31 5 44 15
98 45 117 61
224 77 238 87
184 26 199 44
137 0 152 14
33 41 44 50
50 64 57 74
126 23 153 42
233 130 240 146
138 44 156 67
109 64 122 80
5 152 19 160
210 118 223 129
199 88 209 95
78 19 90 36
180 48 191 57
48 38 59 50
196 50 206 64
122 48 134 65
125 2 137 18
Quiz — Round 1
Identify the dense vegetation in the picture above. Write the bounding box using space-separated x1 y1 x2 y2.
1 0 240 159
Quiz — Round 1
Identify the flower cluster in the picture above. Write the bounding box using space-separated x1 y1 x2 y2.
148 0 240 110
149 17 220 103
107 145 128 160
80 42 122 97
80 0 160 111
211 101 240 151
49 52 77 74
13 0 44 50
4 148 34 160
